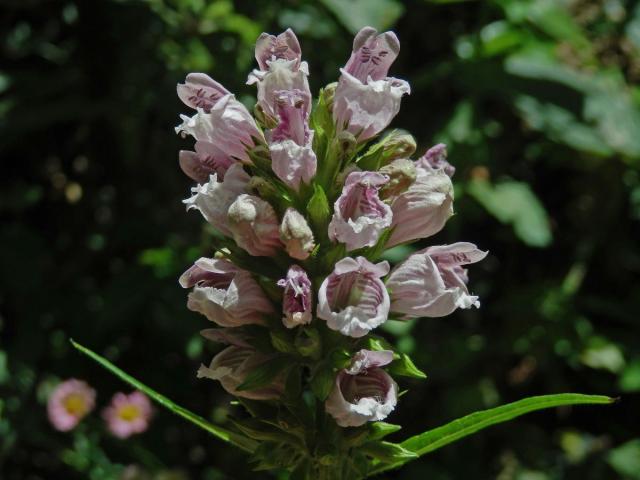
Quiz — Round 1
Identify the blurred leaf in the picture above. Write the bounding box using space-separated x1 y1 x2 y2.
320 0 404 33
70 339 258 453
368 394 615 475
514 95 613 156
580 338 626 374
607 439 640 479
467 178 553 247
619 359 640 392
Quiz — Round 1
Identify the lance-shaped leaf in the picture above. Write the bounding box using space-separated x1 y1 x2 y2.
367 393 615 476
70 339 258 453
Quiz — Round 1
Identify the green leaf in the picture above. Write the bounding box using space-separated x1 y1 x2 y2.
230 418 299 444
607 439 640 479
69 339 257 453
467 178 552 247
361 441 418 464
388 353 427 379
368 393 615 475
270 330 297 355
320 0 404 33
236 355 290 392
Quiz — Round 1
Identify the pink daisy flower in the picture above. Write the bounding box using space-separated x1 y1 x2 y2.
47 378 96 432
103 391 153 439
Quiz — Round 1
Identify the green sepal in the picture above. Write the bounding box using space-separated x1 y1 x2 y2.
329 348 352 369
368 422 402 441
270 329 298 355
231 418 300 445
310 365 336 401
295 327 322 359
250 442 302 471
388 353 428 379
306 183 331 239
236 355 291 392
363 335 394 352
361 441 418 464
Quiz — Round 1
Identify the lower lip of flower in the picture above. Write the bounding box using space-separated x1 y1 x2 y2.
63 394 88 416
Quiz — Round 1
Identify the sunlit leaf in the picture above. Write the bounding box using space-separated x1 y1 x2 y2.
368 394 614 475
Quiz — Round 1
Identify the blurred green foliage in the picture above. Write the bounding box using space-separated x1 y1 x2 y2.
1 0 639 478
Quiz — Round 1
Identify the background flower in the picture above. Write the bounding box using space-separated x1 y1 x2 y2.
103 391 153 439
47 379 96 432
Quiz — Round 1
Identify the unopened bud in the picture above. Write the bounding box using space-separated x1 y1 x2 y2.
379 158 417 199
380 130 416 165
279 208 315 260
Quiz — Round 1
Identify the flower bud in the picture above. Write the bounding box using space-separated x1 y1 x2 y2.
380 131 417 164
179 257 275 326
227 194 282 257
317 256 390 337
386 242 487 318
325 349 398 427
197 346 285 400
328 171 392 251
277 265 313 328
379 158 417 199
279 208 315 260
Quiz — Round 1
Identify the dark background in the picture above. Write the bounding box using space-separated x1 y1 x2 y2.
1 0 639 478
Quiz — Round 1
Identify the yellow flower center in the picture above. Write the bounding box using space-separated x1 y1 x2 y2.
63 393 87 416
117 404 141 422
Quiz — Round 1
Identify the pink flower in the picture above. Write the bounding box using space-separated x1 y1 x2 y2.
333 27 409 141
247 29 311 120
197 346 285 400
103 391 153 439
183 163 250 237
227 194 282 256
177 73 230 113
387 163 454 247
317 256 390 337
179 257 275 327
329 171 393 251
387 242 487 318
415 143 455 177
47 379 96 432
279 208 315 260
325 349 398 427
179 140 237 183
269 90 317 191
176 94 264 164
277 265 313 328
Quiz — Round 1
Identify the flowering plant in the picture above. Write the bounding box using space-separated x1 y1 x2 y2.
72 27 612 479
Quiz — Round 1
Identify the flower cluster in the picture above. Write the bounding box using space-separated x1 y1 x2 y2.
177 27 485 472
47 379 152 439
